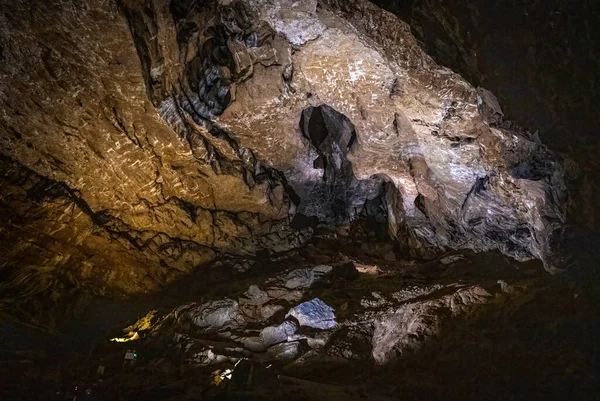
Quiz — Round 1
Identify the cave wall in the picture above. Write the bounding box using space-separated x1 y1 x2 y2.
372 0 599 229
0 0 309 297
0 0 571 298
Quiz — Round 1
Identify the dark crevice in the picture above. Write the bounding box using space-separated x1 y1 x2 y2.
293 104 386 228
120 0 165 106
414 193 428 218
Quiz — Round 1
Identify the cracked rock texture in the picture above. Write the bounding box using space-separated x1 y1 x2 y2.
371 0 599 230
0 0 570 297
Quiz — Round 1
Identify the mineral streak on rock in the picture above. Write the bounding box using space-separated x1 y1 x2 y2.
0 0 569 299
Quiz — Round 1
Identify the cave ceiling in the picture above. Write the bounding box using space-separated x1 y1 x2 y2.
0 0 592 300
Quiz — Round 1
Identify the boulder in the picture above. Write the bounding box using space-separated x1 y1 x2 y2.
286 299 337 330
266 341 301 362
260 321 298 346
188 299 245 331
283 265 333 289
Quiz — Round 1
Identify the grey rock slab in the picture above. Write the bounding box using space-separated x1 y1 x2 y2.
283 265 333 289
240 336 269 353
371 285 492 364
286 298 337 330
260 320 298 346
189 299 246 331
260 304 285 321
240 285 270 306
266 341 301 362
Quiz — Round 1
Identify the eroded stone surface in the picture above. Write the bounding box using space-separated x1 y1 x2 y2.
286 298 337 330
178 298 246 331
0 0 569 304
260 320 298 346
4 244 598 401
371 285 492 364
133 256 533 375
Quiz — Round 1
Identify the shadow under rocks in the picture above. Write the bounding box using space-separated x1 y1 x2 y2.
287 271 600 401
2 248 599 401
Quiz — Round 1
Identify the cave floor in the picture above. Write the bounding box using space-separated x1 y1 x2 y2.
1 242 598 401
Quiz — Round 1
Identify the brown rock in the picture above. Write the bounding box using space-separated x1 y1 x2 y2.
0 0 569 304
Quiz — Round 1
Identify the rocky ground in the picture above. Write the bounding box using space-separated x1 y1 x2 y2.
1 239 598 401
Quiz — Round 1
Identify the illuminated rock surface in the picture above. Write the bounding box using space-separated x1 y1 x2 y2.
0 0 572 302
2 250 597 400
0 0 597 400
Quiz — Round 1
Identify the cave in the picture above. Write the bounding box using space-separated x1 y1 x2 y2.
292 104 386 226
0 0 598 400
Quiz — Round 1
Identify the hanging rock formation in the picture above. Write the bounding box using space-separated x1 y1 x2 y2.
0 0 569 297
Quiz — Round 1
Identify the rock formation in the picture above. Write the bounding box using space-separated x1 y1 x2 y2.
373 0 599 233
2 2 598 400
0 0 570 300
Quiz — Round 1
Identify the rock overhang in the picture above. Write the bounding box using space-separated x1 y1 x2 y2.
0 0 570 302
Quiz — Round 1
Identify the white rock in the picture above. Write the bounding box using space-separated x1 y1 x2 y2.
189 299 245 330
260 320 298 346
286 298 336 329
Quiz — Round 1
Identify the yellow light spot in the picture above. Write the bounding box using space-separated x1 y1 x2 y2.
110 310 157 343
210 359 245 386
110 332 140 343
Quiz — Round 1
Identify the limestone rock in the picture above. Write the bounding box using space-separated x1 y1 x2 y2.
283 265 333 289
0 0 571 305
259 304 285 321
266 341 301 362
260 320 298 346
240 285 270 306
371 285 492 364
185 299 246 331
286 298 337 330
477 88 505 125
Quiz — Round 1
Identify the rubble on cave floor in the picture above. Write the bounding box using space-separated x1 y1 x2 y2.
3 247 595 401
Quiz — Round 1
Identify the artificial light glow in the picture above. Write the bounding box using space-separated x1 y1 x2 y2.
212 358 247 386
110 332 140 343
109 310 157 343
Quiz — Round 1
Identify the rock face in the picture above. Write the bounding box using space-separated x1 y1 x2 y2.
0 0 569 297
3 248 598 401
371 285 491 364
372 0 599 231
286 298 337 330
